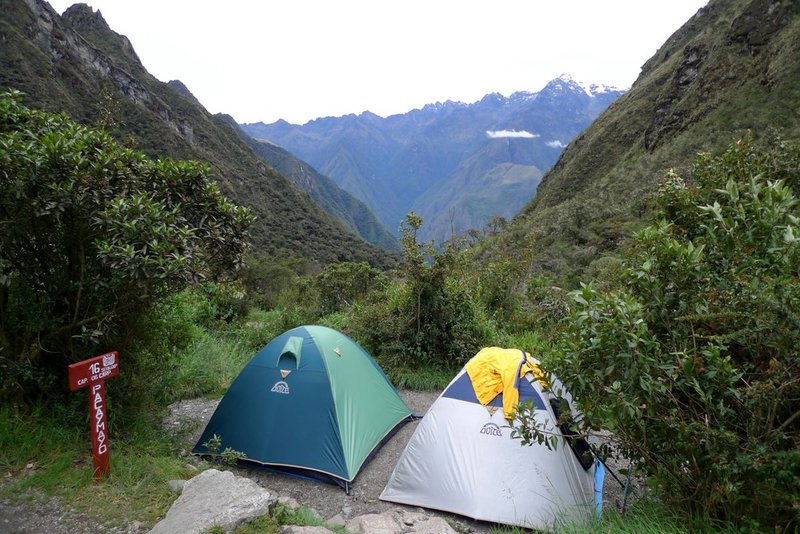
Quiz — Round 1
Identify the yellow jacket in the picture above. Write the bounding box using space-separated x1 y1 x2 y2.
464 347 546 420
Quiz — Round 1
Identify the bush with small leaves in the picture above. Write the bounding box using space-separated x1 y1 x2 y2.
0 91 253 400
350 213 491 371
515 139 800 529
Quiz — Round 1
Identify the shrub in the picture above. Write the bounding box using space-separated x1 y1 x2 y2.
525 274 571 325
349 214 491 371
0 91 252 401
312 261 388 316
518 139 800 529
237 256 311 311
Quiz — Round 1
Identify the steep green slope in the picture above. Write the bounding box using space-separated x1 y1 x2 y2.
226 122 400 251
484 0 800 284
410 137 544 242
0 0 397 268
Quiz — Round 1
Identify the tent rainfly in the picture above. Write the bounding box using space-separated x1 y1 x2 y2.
193 325 413 491
380 347 597 531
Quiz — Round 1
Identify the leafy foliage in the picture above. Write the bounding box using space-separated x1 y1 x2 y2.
0 2 397 270
482 0 800 285
350 214 492 370
0 91 253 399
237 256 312 312
309 262 388 316
521 141 800 529
201 433 245 467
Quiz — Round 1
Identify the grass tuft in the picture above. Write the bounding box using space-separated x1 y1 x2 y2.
388 366 458 391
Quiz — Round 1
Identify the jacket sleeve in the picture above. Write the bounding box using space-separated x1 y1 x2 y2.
500 352 528 419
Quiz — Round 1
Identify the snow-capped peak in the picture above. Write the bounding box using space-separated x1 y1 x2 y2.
554 73 624 96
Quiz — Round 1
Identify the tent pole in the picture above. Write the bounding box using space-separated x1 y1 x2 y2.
619 459 634 516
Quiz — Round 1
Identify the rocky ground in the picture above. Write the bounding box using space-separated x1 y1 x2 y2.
164 390 497 532
1 389 641 533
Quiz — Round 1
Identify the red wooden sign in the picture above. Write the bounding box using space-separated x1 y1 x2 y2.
68 351 119 478
68 351 120 391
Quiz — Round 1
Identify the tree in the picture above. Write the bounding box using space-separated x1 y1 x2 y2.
350 213 490 370
514 139 800 529
312 261 387 316
0 91 253 398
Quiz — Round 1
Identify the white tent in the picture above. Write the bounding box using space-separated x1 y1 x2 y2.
380 348 596 531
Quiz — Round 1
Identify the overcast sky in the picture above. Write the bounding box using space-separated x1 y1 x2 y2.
47 0 708 125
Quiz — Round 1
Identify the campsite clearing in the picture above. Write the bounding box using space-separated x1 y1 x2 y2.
168 389 640 532
0 388 639 533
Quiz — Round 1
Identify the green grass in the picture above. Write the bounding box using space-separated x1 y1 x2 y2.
0 403 192 529
169 330 253 399
387 365 458 391
495 330 552 357
0 293 268 530
230 503 349 533
487 500 739 533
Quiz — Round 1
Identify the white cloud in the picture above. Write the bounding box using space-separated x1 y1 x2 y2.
486 130 539 139
546 140 566 148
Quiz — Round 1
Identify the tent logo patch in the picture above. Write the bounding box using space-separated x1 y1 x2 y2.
271 380 290 394
479 422 502 437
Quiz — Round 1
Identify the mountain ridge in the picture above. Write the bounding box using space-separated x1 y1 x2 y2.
242 76 625 242
483 0 800 284
0 0 397 267
221 116 400 251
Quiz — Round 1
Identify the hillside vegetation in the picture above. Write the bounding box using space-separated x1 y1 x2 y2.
513 139 800 528
481 0 800 286
234 129 400 251
0 0 396 267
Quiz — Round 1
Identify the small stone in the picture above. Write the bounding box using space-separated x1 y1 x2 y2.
327 514 346 526
278 496 300 510
167 479 185 492
305 507 323 521
25 463 34 469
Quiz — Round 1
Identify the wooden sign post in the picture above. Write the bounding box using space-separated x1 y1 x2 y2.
68 351 120 478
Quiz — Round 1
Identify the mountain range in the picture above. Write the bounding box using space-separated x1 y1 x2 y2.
241 76 624 243
0 0 397 265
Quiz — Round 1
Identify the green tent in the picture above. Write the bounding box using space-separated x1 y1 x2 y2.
193 325 413 490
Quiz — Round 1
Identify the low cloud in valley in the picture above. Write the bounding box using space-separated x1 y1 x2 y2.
486 129 539 139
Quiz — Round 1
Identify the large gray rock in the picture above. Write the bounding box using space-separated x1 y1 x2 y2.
345 509 457 534
149 469 275 534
